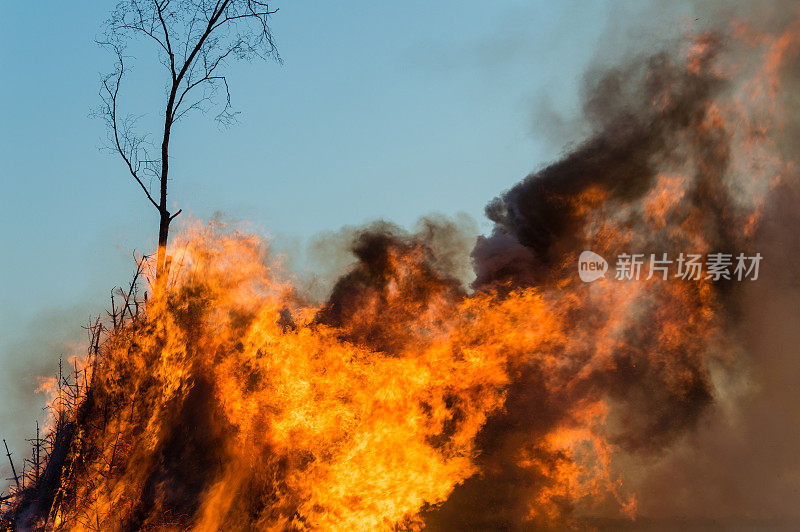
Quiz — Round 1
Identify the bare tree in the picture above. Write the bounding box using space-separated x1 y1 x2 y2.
99 1 280 280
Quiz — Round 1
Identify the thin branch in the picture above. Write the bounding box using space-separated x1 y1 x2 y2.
99 45 160 211
154 0 177 80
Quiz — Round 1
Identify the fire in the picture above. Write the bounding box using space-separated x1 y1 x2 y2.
4 8 799 532
17 219 721 530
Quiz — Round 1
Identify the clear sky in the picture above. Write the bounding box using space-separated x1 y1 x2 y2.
0 1 694 451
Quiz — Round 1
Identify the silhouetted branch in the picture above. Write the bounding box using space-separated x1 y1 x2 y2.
98 44 160 212
3 441 19 491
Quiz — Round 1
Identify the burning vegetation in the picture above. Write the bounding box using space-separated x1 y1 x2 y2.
3 6 800 532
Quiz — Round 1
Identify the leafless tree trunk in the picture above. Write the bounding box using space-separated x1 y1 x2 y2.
99 1 280 280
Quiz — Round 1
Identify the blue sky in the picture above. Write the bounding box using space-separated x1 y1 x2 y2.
0 1 614 320
0 1 696 453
